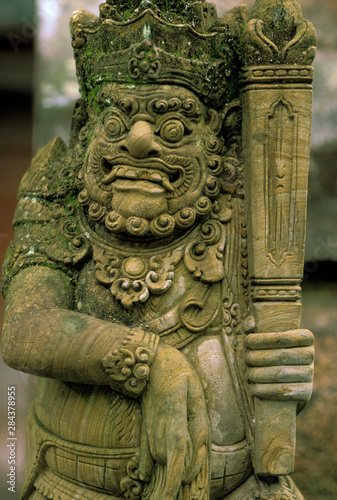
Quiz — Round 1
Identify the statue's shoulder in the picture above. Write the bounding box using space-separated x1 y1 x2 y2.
18 136 71 199
13 135 80 229
2 137 90 298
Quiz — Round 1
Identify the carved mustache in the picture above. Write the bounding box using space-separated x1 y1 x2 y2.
100 154 192 192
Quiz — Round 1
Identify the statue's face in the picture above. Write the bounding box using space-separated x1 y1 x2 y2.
81 84 222 237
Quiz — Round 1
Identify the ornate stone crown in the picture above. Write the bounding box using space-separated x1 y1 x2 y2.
70 1 246 107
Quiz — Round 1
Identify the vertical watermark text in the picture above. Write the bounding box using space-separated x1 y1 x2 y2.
7 386 16 493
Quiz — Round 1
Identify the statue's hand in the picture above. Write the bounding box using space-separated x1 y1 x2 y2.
136 342 210 499
244 329 314 411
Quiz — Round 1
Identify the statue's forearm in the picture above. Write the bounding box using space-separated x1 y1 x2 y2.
2 266 158 391
3 305 126 384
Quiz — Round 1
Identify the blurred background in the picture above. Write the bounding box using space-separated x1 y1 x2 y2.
0 0 336 498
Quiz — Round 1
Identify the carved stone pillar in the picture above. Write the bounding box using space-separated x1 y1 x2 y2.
242 0 317 476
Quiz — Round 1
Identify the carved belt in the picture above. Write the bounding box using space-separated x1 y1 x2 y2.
20 403 139 500
42 443 135 496
39 438 251 498
210 441 253 497
34 468 122 499
27 404 251 498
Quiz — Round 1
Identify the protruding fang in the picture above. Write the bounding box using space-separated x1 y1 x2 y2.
162 177 174 192
101 169 117 184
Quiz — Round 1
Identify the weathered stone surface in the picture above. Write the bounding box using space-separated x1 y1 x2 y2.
2 1 316 498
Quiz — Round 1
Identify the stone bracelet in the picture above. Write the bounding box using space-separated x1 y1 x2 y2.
102 329 159 397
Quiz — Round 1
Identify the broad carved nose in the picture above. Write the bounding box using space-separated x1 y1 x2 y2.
122 121 161 159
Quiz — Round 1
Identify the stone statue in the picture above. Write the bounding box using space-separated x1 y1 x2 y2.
1 1 317 498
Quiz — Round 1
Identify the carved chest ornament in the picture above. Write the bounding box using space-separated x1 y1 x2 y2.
86 215 227 308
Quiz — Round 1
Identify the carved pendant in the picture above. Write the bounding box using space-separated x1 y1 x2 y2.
92 218 226 309
93 246 183 308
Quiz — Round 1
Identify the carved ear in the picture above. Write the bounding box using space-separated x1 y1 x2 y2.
220 99 242 138
87 100 99 122
69 98 88 149
206 109 222 135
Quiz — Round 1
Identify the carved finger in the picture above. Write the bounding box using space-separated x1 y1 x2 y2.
137 408 154 482
251 382 313 401
246 365 314 384
183 380 210 484
245 346 314 367
244 330 314 350
164 430 189 498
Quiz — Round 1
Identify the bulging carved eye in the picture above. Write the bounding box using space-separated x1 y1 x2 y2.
104 115 126 139
160 119 185 143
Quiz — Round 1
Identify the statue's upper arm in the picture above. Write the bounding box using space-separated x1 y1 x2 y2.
4 266 74 313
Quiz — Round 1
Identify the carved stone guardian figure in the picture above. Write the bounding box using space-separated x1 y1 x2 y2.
2 0 316 498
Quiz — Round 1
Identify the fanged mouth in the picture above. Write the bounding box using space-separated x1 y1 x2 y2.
99 155 192 197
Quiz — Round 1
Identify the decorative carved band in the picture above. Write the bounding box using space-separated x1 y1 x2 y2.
251 278 302 285
250 278 302 302
102 329 159 398
251 285 302 302
243 65 314 85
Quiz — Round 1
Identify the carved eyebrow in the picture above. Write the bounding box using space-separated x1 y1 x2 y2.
146 97 203 119
114 96 139 116
100 93 203 123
